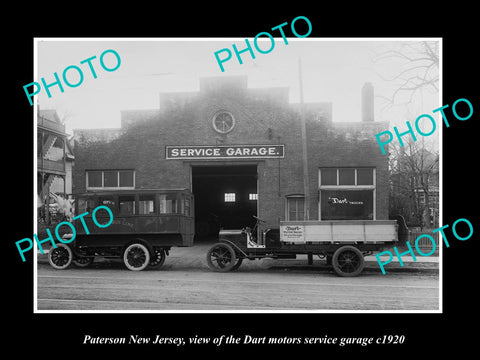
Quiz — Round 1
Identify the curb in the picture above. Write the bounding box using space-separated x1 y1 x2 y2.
270 261 439 274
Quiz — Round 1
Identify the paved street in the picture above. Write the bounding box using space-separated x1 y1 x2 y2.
36 243 439 311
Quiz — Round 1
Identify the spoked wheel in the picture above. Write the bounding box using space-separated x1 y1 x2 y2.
48 243 73 270
73 256 94 268
123 243 150 271
332 246 364 277
206 243 237 272
231 257 243 271
148 247 166 270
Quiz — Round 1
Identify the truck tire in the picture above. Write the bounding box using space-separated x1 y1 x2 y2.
48 243 73 270
231 257 243 271
123 243 150 271
206 242 237 272
72 256 94 268
332 245 364 277
148 247 166 270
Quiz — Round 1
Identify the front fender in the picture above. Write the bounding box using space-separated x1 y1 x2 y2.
218 238 248 258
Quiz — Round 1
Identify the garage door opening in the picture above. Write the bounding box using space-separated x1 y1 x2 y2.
192 165 257 242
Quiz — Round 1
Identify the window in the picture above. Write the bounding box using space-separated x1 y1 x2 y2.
98 197 115 210
119 196 135 215
159 194 177 214
184 197 191 216
286 196 305 221
119 171 134 187
224 193 236 202
77 198 96 213
139 195 155 215
249 193 258 201
104 171 118 187
321 168 337 185
96 197 116 219
212 111 235 134
86 170 135 189
87 171 102 188
338 168 355 185
320 168 374 187
320 189 374 220
319 168 376 220
357 168 373 185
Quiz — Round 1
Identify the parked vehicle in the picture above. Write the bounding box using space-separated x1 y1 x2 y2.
48 188 399 277
206 216 398 277
48 189 194 271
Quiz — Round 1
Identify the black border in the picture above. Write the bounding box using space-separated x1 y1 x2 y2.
7 5 479 355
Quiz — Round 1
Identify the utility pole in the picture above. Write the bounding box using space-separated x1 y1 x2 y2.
298 58 310 220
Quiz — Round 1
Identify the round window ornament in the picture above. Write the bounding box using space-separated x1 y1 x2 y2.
212 111 235 134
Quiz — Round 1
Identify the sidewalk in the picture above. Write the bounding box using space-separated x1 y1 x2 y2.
365 254 439 263
269 254 438 272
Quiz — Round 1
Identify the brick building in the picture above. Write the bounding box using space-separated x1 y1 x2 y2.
73 76 389 241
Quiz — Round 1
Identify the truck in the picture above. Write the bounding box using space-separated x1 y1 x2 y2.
48 188 400 277
47 189 194 271
206 216 399 276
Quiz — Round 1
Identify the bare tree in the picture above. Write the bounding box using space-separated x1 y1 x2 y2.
389 136 439 229
373 41 440 229
374 41 439 107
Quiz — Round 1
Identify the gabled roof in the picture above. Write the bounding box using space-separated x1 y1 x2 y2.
39 109 62 124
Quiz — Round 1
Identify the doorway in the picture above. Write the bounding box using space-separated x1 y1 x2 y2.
192 165 257 242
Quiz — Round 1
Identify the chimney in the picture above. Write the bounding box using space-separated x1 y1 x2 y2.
361 82 374 122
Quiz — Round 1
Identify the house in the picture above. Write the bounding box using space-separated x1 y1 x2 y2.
37 108 75 222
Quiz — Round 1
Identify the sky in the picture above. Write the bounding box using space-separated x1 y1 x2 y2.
35 38 441 136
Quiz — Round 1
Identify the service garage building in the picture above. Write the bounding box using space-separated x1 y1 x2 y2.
73 76 389 241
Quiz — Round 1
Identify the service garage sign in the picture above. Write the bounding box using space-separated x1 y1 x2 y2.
166 145 285 160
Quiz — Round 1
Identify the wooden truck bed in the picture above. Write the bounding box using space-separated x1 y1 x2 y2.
280 220 398 244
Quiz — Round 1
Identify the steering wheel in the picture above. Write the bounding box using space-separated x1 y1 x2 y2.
253 215 266 223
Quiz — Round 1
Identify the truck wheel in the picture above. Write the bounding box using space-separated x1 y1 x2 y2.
332 246 364 277
48 244 73 270
148 247 166 270
206 243 236 272
231 257 243 271
73 256 94 268
123 243 150 271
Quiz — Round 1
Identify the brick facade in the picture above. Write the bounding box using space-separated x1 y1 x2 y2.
73 76 389 227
